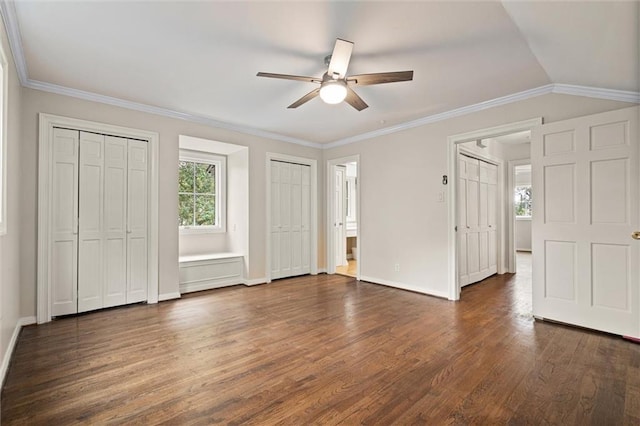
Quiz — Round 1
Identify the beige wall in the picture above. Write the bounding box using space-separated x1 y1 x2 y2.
1 17 23 377
324 93 632 297
20 88 325 315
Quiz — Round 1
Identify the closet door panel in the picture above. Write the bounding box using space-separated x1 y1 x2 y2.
290 164 302 275
51 128 79 316
78 132 104 313
104 136 128 307
301 165 311 272
270 161 281 277
279 163 292 277
127 140 148 303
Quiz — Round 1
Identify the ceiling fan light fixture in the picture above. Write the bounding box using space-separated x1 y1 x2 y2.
319 80 347 104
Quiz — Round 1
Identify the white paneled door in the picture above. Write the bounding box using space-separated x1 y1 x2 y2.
270 160 311 280
334 166 347 267
532 106 639 338
458 153 498 286
51 129 148 316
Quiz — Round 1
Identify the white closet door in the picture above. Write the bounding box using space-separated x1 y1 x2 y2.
51 128 79 316
301 165 311 273
290 164 303 275
458 154 498 287
78 132 105 313
127 139 148 303
103 136 128 308
270 160 311 280
270 160 282 278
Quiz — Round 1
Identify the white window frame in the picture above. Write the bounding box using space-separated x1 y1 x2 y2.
0 40 7 236
178 149 226 234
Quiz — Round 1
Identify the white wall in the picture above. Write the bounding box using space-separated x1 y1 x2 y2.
324 94 632 298
226 148 250 277
0 15 24 381
516 219 532 251
19 88 324 316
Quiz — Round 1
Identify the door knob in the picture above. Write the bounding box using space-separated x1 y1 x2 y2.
632 231 640 240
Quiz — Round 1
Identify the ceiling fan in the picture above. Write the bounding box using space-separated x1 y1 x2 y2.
257 39 413 111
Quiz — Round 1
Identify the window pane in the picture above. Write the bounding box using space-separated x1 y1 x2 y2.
178 194 194 226
179 162 194 192
195 163 215 194
195 195 215 226
515 186 532 217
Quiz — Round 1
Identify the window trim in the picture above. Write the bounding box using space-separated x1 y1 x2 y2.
0 40 7 236
178 149 226 234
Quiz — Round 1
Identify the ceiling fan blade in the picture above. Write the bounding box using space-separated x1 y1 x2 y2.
327 39 354 78
347 71 414 86
344 87 368 111
257 72 322 84
287 88 321 109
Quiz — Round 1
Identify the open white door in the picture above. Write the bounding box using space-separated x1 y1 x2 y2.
532 106 639 338
334 166 346 267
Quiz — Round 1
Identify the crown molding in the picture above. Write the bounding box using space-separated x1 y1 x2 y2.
0 0 27 85
551 83 640 104
324 85 555 148
2 3 638 150
23 79 323 148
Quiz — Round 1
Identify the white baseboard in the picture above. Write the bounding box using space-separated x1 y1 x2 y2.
243 277 266 286
359 275 449 299
316 268 327 274
158 292 181 301
1 316 36 386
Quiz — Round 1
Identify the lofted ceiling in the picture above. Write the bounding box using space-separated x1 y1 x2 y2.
3 1 639 146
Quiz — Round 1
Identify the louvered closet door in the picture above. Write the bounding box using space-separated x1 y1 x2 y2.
51 128 79 316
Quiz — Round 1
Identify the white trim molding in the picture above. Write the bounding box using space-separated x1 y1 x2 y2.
243 278 267 286
158 292 181 302
265 152 318 283
359 276 449 299
447 117 542 301
37 113 160 323
1 316 36 386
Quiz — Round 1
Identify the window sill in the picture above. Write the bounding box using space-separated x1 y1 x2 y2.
515 216 532 221
179 227 226 235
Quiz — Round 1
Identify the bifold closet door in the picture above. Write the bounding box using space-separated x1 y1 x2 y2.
126 139 148 303
458 154 498 287
270 160 311 280
51 128 79 316
51 129 147 315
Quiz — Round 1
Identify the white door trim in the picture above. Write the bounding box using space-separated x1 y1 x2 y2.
447 117 542 300
326 155 360 279
37 113 159 323
265 153 318 283
507 159 532 273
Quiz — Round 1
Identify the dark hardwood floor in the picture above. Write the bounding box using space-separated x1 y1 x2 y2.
2 255 639 424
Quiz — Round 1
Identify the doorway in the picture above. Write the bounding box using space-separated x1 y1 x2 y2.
447 118 541 300
327 156 360 279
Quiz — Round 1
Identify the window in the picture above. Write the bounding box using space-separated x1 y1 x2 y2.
515 185 532 218
178 150 226 233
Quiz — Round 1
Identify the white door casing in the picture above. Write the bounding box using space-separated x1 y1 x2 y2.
532 106 639 338
334 166 346 267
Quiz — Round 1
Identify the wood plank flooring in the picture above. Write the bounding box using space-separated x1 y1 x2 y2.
2 259 639 424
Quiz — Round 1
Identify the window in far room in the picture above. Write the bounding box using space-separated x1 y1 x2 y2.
178 150 226 233
514 164 532 218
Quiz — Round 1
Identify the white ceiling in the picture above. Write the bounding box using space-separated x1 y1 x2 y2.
6 1 639 146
